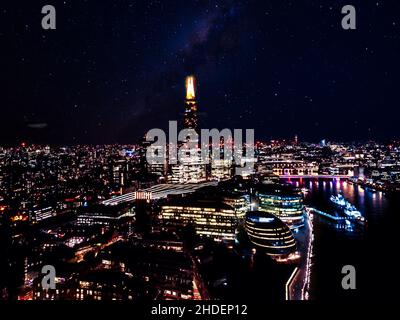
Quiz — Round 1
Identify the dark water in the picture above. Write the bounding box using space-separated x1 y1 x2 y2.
284 178 398 302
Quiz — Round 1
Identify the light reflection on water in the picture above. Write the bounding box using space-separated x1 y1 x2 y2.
282 178 395 301
291 178 387 224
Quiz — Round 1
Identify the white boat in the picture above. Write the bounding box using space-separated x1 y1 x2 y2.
330 194 346 207
344 206 361 217
330 193 362 218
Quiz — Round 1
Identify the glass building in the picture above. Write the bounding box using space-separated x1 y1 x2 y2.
245 211 296 256
160 199 240 242
257 184 304 228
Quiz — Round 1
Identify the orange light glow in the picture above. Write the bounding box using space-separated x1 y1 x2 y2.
11 214 28 222
186 76 196 100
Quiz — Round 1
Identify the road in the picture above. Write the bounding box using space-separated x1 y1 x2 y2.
287 212 314 300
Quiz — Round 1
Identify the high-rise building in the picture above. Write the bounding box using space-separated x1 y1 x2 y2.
169 153 207 183
184 76 198 131
211 159 233 180
139 137 167 178
257 184 304 228
170 76 206 183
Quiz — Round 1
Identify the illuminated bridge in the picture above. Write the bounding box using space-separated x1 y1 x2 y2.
279 175 350 179
102 181 218 206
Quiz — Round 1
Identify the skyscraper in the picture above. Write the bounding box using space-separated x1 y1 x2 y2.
169 76 206 183
184 76 198 131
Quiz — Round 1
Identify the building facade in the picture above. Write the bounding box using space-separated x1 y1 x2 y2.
245 211 297 256
257 184 304 228
160 200 240 242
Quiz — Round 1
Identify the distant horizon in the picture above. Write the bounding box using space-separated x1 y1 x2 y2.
1 136 400 148
2 2 400 145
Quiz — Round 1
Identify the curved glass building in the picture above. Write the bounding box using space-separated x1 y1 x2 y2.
257 184 304 228
245 211 296 256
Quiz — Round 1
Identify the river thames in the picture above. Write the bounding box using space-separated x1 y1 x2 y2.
284 178 397 301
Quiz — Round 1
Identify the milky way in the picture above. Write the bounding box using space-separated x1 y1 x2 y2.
1 0 400 145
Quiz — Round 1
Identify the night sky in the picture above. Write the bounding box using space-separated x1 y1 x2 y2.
1 0 400 145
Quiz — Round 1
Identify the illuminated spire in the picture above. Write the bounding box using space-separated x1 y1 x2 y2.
184 75 198 130
186 76 196 100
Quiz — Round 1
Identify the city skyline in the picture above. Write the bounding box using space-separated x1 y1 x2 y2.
1 1 398 308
